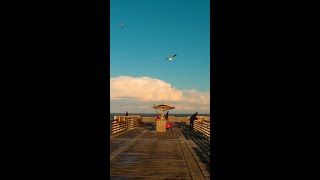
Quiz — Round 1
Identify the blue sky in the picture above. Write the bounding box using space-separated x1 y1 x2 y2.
110 0 210 114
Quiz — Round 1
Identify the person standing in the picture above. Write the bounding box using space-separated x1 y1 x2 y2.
189 112 198 130
125 111 128 116
165 111 169 120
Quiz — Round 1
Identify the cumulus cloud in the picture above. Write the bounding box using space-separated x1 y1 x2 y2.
181 89 210 104
111 76 183 101
110 76 210 113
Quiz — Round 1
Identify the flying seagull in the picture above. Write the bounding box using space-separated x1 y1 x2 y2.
166 54 177 61
120 24 125 28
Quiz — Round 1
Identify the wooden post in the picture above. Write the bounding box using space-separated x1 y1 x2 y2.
161 110 164 119
125 116 128 130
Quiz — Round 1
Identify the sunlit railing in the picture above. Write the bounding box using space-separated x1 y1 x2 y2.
140 116 190 122
111 115 210 139
111 116 140 135
194 119 210 139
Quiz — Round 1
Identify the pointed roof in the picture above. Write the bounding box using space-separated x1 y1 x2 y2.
151 104 175 111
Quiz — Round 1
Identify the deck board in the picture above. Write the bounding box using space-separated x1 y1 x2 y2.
110 123 210 179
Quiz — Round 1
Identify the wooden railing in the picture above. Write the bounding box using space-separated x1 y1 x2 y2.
111 116 140 135
185 116 207 125
184 116 210 139
139 116 190 122
113 115 141 121
140 116 157 122
169 116 190 122
194 119 210 139
110 115 210 138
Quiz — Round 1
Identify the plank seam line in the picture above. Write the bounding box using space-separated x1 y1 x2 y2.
110 130 148 161
110 127 137 140
179 142 206 180
185 141 207 179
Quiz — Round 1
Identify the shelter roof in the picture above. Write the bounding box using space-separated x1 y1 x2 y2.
151 104 175 111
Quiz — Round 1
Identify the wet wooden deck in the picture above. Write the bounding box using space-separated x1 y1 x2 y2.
110 122 210 179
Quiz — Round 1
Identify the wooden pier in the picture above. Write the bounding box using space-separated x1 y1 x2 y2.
110 116 210 179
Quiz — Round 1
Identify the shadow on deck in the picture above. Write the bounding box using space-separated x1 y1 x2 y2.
110 122 210 179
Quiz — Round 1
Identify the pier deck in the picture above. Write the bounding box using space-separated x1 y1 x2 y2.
110 122 210 179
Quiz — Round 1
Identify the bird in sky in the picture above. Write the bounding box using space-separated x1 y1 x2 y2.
166 54 177 61
120 24 125 28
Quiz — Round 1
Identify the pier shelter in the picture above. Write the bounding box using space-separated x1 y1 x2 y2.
151 104 175 132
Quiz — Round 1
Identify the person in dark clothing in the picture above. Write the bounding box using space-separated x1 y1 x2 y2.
189 112 198 130
165 111 169 120
125 111 128 116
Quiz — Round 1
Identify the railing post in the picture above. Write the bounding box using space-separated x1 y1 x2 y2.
125 116 128 130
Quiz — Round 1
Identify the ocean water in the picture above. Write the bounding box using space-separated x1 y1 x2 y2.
110 113 210 120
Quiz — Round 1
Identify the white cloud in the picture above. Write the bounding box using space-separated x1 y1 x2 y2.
181 89 210 104
111 76 183 101
110 76 210 113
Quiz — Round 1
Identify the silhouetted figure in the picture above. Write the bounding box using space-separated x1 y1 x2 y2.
165 111 169 120
125 111 128 116
189 112 198 130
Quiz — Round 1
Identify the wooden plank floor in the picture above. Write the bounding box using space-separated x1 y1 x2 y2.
110 122 210 180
